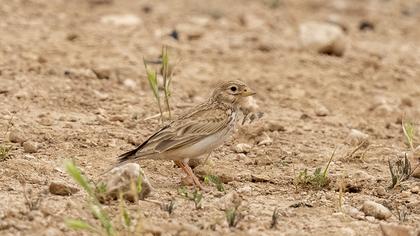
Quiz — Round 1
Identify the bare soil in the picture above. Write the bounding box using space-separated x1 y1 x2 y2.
1 0 420 235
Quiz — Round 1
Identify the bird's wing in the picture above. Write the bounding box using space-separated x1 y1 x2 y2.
118 105 233 162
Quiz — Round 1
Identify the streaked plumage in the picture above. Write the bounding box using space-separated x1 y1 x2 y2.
116 80 256 188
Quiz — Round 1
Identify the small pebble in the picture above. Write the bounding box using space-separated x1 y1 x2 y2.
22 141 39 153
8 130 26 143
49 182 79 196
299 21 347 56
315 104 329 116
361 200 392 220
342 205 365 220
123 79 137 90
257 132 273 146
234 143 251 154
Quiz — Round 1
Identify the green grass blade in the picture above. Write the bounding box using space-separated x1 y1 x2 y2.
90 204 115 236
64 160 94 197
65 219 96 232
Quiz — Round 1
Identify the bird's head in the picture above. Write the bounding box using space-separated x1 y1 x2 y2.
210 80 256 105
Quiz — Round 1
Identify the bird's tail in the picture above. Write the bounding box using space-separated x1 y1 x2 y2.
117 148 140 163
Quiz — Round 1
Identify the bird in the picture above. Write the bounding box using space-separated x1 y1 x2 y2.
116 80 256 189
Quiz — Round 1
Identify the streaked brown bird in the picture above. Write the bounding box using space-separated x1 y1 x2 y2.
117 80 256 189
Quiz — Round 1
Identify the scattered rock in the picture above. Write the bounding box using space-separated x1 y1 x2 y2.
175 23 205 41
92 67 112 80
64 68 97 80
109 115 126 122
169 29 179 40
410 186 419 194
49 182 79 196
38 117 54 126
299 21 347 56
100 14 142 26
342 205 365 220
103 163 152 201
8 130 26 143
237 186 252 194
347 129 369 146
315 104 330 116
256 132 273 146
22 141 39 153
123 79 137 90
359 20 375 31
251 174 271 183
217 191 242 210
365 216 376 223
234 143 251 154
361 200 392 220
264 120 286 132
400 97 413 107
380 223 412 236
376 186 387 197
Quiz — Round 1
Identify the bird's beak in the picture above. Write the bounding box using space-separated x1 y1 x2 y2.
242 89 256 97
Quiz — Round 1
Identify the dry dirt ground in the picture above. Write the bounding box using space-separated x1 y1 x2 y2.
1 0 420 235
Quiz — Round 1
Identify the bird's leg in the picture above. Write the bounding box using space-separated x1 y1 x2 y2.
174 160 204 190
203 152 212 164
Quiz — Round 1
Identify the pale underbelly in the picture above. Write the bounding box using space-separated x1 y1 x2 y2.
162 128 232 161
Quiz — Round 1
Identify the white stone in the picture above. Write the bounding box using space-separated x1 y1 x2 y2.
299 21 347 56
234 143 252 154
104 163 152 201
361 200 392 220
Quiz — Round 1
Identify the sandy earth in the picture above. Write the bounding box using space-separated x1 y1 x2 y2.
1 0 420 235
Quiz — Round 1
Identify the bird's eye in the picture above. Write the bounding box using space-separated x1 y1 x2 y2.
230 86 237 92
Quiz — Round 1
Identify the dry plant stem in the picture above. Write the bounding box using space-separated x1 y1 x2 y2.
401 119 414 151
323 147 336 177
1 112 15 142
345 140 368 159
162 46 172 119
174 160 204 189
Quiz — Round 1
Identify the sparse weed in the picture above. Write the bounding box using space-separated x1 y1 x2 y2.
388 154 413 189
143 45 176 122
294 148 336 189
65 160 115 236
0 112 14 161
402 120 415 151
162 199 176 215
225 207 242 228
21 182 44 211
397 205 410 222
64 160 144 236
161 46 173 119
270 208 280 229
388 121 419 188
204 174 225 192
144 60 162 121
178 187 203 209
0 145 11 161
